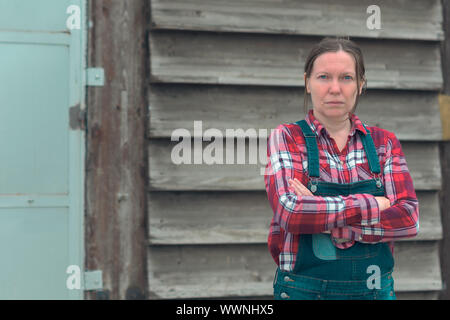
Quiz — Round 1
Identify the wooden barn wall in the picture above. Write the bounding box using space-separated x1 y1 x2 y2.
147 0 445 299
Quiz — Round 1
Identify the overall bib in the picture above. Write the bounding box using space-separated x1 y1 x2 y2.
273 120 395 300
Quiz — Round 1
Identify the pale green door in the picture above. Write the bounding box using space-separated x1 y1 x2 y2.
0 0 86 299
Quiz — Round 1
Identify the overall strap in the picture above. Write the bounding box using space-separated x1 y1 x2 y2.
296 120 381 176
295 120 320 177
359 124 381 174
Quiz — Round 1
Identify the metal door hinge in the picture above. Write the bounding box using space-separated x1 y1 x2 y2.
86 68 105 86
69 104 86 130
84 270 103 291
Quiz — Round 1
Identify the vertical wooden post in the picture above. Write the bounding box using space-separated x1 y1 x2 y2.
85 0 150 299
439 0 450 300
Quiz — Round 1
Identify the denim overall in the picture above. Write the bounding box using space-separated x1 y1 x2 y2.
273 120 396 300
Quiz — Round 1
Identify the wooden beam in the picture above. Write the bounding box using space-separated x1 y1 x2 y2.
438 0 450 300
85 0 150 300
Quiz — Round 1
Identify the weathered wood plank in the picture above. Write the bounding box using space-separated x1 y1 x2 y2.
85 0 150 300
149 84 442 141
392 241 442 292
147 241 442 298
396 291 440 300
148 191 440 245
151 0 444 41
149 31 443 89
148 140 441 191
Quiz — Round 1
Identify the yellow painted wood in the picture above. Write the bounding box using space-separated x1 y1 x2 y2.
439 94 450 140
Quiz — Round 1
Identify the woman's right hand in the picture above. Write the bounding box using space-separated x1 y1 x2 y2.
374 196 391 211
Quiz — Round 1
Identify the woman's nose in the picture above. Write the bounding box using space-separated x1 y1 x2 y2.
329 79 341 93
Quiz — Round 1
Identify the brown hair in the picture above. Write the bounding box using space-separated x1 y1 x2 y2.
303 37 367 119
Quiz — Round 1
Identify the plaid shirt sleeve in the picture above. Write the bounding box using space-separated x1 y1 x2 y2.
330 131 419 243
265 124 381 235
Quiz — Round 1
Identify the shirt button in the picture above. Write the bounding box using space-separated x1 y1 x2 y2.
280 292 289 299
390 291 394 296
284 276 291 282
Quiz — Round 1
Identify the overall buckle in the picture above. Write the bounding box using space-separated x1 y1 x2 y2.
309 178 319 193
374 173 383 188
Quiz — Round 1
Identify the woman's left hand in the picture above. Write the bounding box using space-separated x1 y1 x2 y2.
288 178 314 196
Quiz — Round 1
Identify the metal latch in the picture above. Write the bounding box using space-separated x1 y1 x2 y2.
84 270 103 291
86 68 105 86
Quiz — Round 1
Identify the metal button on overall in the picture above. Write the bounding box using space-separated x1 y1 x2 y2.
280 292 289 299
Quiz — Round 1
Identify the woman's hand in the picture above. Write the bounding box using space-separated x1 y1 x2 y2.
288 178 313 196
374 196 392 211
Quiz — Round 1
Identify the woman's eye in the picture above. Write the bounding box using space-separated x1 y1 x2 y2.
317 75 353 80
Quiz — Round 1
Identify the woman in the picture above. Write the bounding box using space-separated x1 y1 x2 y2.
264 37 419 300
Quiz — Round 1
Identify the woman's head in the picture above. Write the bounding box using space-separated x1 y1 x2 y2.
303 37 367 122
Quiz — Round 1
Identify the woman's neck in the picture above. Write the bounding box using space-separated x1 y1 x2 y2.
313 110 351 136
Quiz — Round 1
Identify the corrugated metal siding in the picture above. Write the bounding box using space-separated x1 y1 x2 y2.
147 0 444 299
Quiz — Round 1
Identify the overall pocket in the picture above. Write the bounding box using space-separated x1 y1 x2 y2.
336 242 380 260
312 233 338 260
312 233 378 261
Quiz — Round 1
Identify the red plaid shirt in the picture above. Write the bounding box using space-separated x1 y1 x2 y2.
264 110 419 271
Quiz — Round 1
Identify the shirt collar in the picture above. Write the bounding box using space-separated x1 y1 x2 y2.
304 109 367 138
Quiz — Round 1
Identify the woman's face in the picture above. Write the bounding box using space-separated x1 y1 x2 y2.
304 50 364 120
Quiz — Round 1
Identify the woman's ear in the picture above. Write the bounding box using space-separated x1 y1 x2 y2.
304 72 310 93
359 79 366 95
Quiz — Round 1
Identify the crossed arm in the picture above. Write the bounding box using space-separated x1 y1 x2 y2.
288 177 391 243
265 124 419 244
